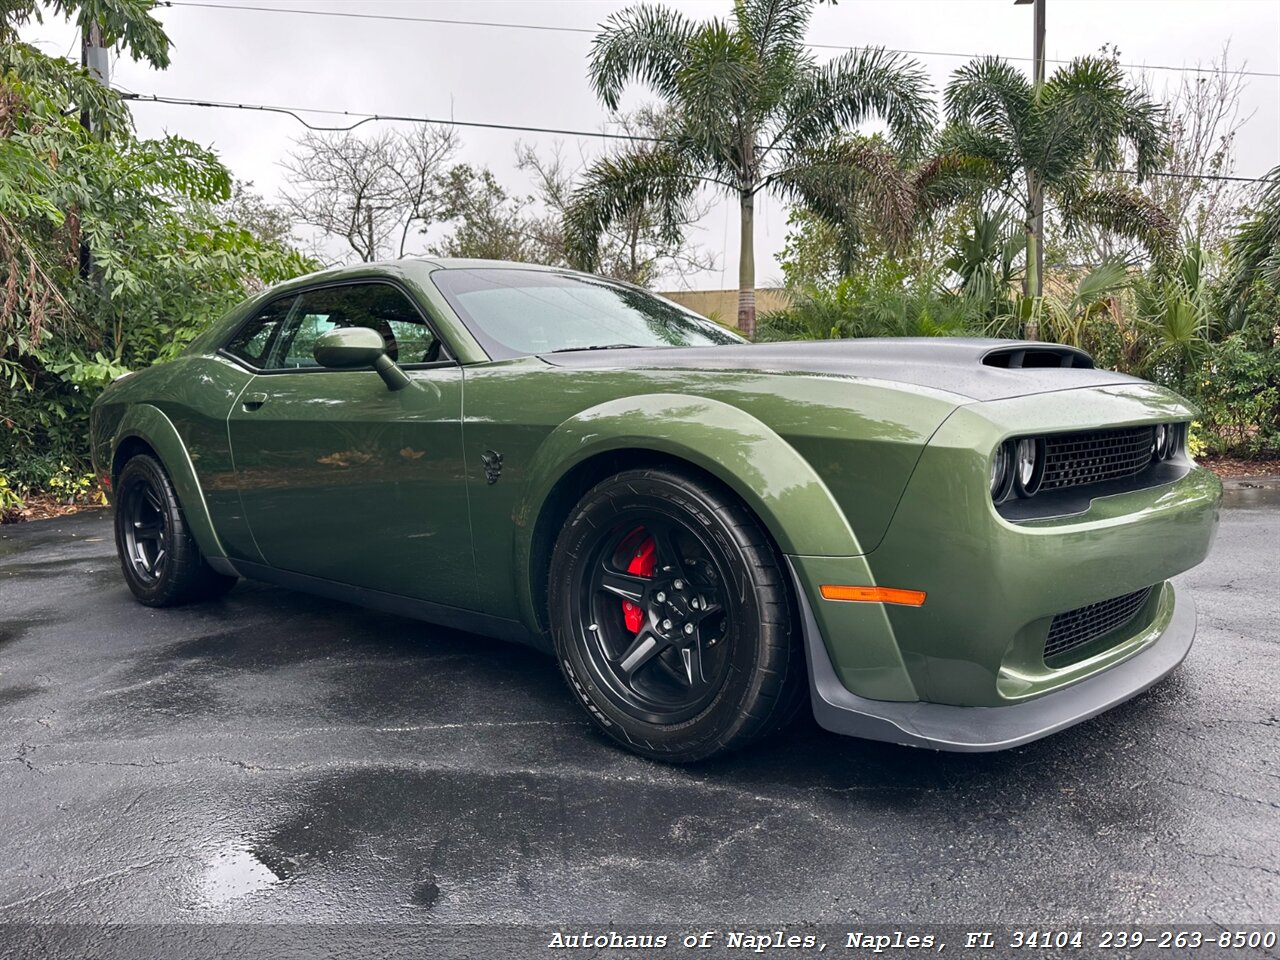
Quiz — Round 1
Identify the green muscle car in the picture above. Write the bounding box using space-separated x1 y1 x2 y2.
90 260 1222 761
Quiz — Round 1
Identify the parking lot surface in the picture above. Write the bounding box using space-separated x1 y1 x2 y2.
0 486 1276 929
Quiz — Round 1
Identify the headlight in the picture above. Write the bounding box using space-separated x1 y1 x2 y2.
1153 423 1168 460
990 442 1012 501
1014 437 1044 497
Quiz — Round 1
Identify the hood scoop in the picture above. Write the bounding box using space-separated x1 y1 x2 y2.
982 345 1093 369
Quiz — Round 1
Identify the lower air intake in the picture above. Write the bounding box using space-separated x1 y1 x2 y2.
1044 586 1155 664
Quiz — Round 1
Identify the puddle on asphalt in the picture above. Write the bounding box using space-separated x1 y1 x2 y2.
1223 483 1280 509
201 847 285 904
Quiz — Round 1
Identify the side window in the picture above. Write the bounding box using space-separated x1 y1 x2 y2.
271 283 445 370
222 296 296 367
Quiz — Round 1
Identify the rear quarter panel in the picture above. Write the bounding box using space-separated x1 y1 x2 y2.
92 354 257 561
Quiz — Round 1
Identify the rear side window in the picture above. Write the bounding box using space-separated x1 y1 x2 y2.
223 296 296 366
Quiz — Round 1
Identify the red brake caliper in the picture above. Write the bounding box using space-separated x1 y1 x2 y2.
622 534 656 633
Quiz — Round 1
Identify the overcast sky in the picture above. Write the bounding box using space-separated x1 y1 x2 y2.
22 0 1280 290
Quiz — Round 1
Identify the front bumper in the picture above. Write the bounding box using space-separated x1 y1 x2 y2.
793 569 1195 751
786 383 1222 749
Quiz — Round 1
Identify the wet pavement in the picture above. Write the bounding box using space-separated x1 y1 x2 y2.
0 486 1276 930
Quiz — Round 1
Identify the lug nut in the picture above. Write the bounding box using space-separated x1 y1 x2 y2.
683 623 694 635
656 591 666 603
661 619 673 630
689 597 700 609
673 579 684 590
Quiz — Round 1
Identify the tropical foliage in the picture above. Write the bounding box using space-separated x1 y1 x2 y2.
941 54 1171 333
564 0 935 337
1 1 315 509
4 0 1279 520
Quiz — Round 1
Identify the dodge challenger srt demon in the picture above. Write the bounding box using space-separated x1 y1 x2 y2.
91 259 1222 761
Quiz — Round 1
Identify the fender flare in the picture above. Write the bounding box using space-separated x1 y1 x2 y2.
512 393 863 627
111 404 230 565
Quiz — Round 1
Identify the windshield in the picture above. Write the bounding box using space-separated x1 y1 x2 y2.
430 268 744 360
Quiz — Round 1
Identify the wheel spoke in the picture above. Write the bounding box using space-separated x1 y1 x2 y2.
616 628 664 677
691 588 722 620
142 486 163 513
598 568 648 603
133 520 162 542
680 641 709 694
646 520 688 579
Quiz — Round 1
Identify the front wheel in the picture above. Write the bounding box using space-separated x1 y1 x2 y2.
114 454 236 606
549 467 803 762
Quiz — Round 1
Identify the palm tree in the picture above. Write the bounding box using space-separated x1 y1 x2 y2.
942 56 1171 338
1226 165 1280 316
565 0 934 339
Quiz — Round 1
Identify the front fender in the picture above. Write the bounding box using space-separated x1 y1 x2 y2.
111 403 229 564
513 393 863 627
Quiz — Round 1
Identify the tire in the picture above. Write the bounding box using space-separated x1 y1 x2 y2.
113 453 237 606
549 467 804 762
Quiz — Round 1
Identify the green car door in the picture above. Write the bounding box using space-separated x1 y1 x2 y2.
225 280 477 609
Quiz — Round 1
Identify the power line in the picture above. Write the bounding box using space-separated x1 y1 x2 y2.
118 92 664 140
161 0 1280 80
120 91 1277 185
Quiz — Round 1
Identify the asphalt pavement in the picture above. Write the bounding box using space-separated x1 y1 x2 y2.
0 485 1276 938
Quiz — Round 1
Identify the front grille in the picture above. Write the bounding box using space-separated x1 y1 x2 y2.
1044 587 1155 663
1040 426 1156 491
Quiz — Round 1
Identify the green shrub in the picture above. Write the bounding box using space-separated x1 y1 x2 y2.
0 473 24 522
1188 335 1280 455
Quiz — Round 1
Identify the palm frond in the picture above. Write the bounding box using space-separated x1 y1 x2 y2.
912 149 1000 218
1226 166 1280 308
1071 259 1130 308
768 137 919 252
1041 57 1166 177
563 146 701 272
778 47 935 155
673 18 755 156
1070 185 1177 263
943 57 1032 141
732 0 811 65
589 3 697 111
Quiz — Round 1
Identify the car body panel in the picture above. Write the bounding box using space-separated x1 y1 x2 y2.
227 364 476 607
89 259 1224 751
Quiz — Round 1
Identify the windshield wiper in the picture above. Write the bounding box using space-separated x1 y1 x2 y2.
548 343 643 353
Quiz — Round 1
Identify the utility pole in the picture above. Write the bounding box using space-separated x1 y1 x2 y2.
79 19 109 279
1015 0 1046 338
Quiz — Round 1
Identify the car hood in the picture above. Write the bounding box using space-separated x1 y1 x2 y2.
538 337 1148 402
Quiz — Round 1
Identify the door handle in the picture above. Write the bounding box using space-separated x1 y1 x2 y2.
241 392 269 411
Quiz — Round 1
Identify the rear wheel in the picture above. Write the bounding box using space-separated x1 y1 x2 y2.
114 454 236 606
549 467 803 762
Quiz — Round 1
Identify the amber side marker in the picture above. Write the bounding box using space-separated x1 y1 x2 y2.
820 585 927 606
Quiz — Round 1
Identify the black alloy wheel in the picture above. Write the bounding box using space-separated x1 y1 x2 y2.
550 467 804 762
119 469 169 586
113 454 237 606
578 515 733 725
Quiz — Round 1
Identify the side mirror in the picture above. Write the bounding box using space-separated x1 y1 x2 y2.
313 327 410 391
